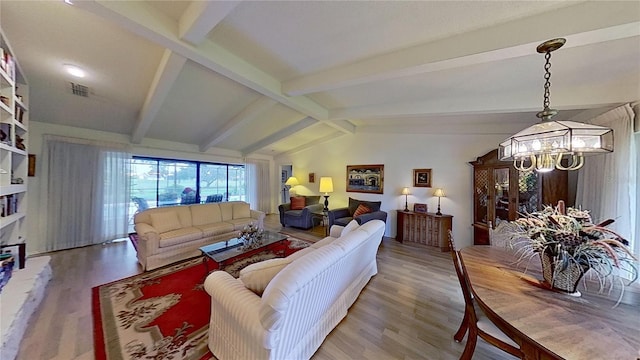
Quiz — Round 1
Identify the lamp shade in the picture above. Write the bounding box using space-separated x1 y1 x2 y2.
285 176 299 186
401 187 411 195
319 177 334 193
433 188 445 197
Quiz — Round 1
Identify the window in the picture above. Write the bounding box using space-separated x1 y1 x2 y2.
129 157 245 217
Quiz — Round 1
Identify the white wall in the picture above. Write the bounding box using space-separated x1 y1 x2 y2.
25 121 274 254
26 121 508 253
276 132 506 248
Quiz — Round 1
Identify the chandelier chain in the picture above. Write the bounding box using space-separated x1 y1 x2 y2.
542 51 552 111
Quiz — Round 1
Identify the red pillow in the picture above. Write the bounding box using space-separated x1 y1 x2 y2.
353 204 371 217
290 196 306 210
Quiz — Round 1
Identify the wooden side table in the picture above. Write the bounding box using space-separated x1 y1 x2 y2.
396 210 453 251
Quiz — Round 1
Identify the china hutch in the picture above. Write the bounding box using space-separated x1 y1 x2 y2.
470 149 568 245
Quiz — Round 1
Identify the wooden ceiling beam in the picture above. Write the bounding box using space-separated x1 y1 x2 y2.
241 117 318 156
77 0 329 122
282 2 640 96
132 49 186 144
179 0 240 45
199 96 277 152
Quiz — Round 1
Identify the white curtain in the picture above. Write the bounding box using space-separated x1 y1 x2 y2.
576 104 637 258
245 158 271 213
44 135 131 251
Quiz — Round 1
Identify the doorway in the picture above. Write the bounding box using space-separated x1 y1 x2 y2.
281 164 292 203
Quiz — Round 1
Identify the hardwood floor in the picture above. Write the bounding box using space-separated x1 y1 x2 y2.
16 215 515 360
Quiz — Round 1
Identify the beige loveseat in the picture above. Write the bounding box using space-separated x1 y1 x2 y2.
134 201 265 271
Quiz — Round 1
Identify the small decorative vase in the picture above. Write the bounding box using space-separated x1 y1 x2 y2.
540 252 588 295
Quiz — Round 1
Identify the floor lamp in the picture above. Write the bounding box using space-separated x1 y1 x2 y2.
319 177 334 212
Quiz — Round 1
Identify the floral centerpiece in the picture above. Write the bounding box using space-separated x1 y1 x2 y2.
238 223 264 251
507 201 638 297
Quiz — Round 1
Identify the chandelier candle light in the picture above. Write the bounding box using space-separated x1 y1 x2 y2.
498 38 613 173
401 187 411 212
433 188 445 216
319 177 334 212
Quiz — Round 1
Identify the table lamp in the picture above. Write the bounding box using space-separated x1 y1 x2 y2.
401 187 411 212
433 188 445 215
285 176 299 197
319 177 334 212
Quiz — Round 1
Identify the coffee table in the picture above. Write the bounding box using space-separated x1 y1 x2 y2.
199 230 288 274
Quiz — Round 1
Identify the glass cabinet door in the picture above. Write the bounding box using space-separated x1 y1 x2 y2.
474 168 489 225
493 168 510 223
518 170 539 214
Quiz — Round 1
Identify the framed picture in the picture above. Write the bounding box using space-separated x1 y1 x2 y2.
413 168 432 188
309 172 315 183
346 164 384 194
413 203 428 213
28 154 36 177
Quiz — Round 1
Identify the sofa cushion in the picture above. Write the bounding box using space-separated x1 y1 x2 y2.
191 204 223 226
219 202 234 221
158 227 203 248
341 220 360 237
150 211 182 233
240 257 292 295
227 218 258 230
195 222 235 237
304 196 321 206
232 202 251 219
290 196 306 210
348 198 381 215
353 204 371 217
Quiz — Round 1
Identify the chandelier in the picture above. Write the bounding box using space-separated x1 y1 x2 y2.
499 38 613 172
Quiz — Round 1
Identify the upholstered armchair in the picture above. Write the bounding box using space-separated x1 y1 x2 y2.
278 195 323 229
328 197 388 228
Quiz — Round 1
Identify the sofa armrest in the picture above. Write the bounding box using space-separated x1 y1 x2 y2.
329 225 344 238
204 271 267 345
355 210 388 225
133 223 161 257
250 209 265 228
327 207 351 227
278 203 292 226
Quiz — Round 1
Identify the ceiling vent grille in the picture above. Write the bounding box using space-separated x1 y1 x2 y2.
70 82 89 97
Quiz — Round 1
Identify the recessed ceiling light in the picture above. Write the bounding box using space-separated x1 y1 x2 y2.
64 64 85 78
64 0 74 5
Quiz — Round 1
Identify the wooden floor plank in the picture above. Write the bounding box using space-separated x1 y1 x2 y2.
16 214 516 360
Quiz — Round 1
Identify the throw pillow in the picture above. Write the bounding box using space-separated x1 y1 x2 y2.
353 204 371 217
240 257 292 295
341 219 360 237
290 196 306 210
150 211 182 233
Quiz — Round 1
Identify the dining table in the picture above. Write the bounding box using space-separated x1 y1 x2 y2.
460 245 640 360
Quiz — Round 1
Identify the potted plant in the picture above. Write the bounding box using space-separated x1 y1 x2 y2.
506 201 638 299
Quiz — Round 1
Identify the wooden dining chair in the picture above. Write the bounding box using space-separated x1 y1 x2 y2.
448 230 522 359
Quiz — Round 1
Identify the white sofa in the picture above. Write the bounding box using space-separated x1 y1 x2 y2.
133 201 265 271
203 219 386 360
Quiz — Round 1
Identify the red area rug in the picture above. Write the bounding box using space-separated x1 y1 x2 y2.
92 238 310 360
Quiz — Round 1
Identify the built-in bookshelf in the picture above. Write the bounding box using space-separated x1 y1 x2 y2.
0 26 28 250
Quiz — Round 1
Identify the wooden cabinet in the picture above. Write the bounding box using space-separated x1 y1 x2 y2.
470 149 567 245
0 27 29 248
396 211 453 251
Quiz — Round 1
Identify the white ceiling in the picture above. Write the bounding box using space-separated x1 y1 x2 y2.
1 0 639 157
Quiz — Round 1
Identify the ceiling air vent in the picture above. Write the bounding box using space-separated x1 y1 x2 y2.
70 82 89 97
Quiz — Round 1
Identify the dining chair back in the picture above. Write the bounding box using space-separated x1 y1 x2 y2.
448 230 523 360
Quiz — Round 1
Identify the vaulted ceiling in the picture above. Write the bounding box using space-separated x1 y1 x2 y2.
2 1 639 158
